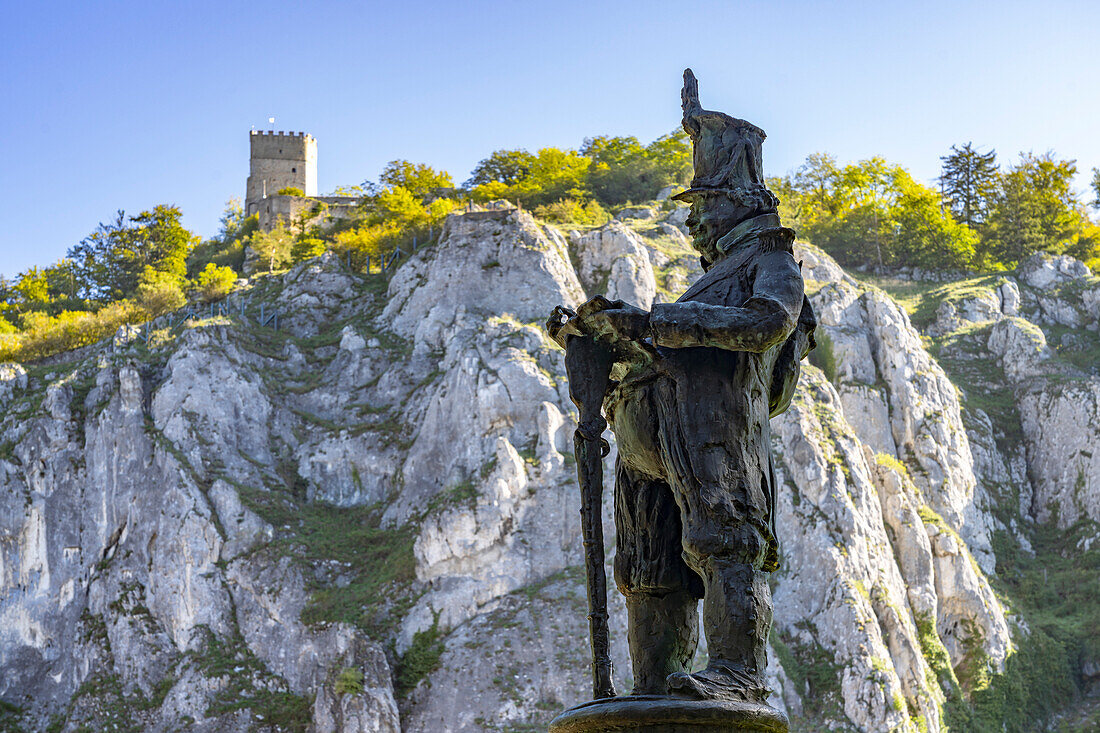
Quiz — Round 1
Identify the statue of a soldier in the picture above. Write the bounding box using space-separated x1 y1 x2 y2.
548 70 815 731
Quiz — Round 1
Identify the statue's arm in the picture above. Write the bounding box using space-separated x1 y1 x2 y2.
649 251 804 352
768 295 817 417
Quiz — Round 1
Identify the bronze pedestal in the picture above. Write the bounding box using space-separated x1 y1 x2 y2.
549 696 789 733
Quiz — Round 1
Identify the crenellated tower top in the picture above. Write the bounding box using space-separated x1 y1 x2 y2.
245 129 317 216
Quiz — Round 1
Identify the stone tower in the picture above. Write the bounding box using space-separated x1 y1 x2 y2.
245 131 317 217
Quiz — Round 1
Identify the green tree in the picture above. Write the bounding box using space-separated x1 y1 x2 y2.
582 135 649 205
644 131 694 186
290 237 327 263
1090 167 1100 210
469 147 590 207
376 160 454 200
193 263 238 302
793 153 845 217
187 200 255 278
134 266 186 316
582 133 692 206
985 152 1083 265
218 198 246 241
249 224 294 272
466 150 537 187
777 154 979 270
939 143 999 230
68 205 195 302
891 172 978 269
13 267 51 312
789 156 903 267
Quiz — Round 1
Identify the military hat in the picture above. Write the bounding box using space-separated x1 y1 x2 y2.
672 69 776 211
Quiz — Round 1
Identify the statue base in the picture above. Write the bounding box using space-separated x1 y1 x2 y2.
548 695 789 733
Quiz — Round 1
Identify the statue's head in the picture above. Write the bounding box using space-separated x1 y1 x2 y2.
681 185 779 261
673 69 780 263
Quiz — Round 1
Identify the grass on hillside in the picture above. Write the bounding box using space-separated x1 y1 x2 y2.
849 272 1004 330
943 520 1100 732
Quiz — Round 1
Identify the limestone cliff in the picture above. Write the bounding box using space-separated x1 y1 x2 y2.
0 204 1097 732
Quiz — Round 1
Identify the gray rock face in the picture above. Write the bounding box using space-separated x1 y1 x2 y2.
929 289 1003 337
796 244 996 573
614 205 658 221
1019 380 1100 527
999 278 1021 317
772 372 943 732
987 317 1052 381
663 204 690 234
568 220 657 309
1018 253 1091 290
0 210 1092 732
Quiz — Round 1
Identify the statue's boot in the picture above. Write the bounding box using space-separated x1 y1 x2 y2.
626 591 698 695
667 562 771 702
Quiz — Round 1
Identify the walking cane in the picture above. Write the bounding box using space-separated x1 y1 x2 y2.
547 302 617 700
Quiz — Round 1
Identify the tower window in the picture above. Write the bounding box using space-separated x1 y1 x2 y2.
292 167 296 173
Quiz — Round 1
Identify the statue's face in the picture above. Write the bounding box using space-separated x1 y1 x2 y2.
685 195 754 260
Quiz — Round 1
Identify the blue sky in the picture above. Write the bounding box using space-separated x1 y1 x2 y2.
1 0 1097 275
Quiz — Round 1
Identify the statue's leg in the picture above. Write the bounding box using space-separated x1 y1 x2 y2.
613 459 703 695
667 519 774 702
654 411 776 702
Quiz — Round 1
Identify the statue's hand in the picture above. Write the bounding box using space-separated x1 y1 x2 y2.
581 301 650 344
545 305 577 348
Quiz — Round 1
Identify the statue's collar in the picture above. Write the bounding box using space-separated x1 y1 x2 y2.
714 212 781 256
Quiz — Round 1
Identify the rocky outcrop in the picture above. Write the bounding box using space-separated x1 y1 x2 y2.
797 243 997 574
0 209 1086 733
987 317 1052 381
1017 253 1091 290
1018 380 1100 527
568 220 657 308
922 253 1100 531
772 371 943 731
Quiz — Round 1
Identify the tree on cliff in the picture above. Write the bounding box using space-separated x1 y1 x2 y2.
984 153 1084 265
375 160 454 200
67 205 196 302
465 150 537 188
582 132 692 205
464 132 691 208
776 155 979 270
939 143 999 230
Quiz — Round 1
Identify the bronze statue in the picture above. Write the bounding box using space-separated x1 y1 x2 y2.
547 69 816 732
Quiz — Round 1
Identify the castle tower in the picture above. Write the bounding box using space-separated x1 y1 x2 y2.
245 131 317 217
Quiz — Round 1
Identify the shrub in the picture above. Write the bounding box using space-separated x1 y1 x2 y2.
394 617 444 697
134 267 186 317
0 301 146 362
193 263 238 302
534 198 610 226
249 224 294 272
808 331 838 383
334 667 364 695
291 237 327 263
332 224 394 261
276 187 305 197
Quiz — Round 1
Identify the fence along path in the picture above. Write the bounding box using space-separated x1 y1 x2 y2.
134 292 282 343
350 229 438 275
